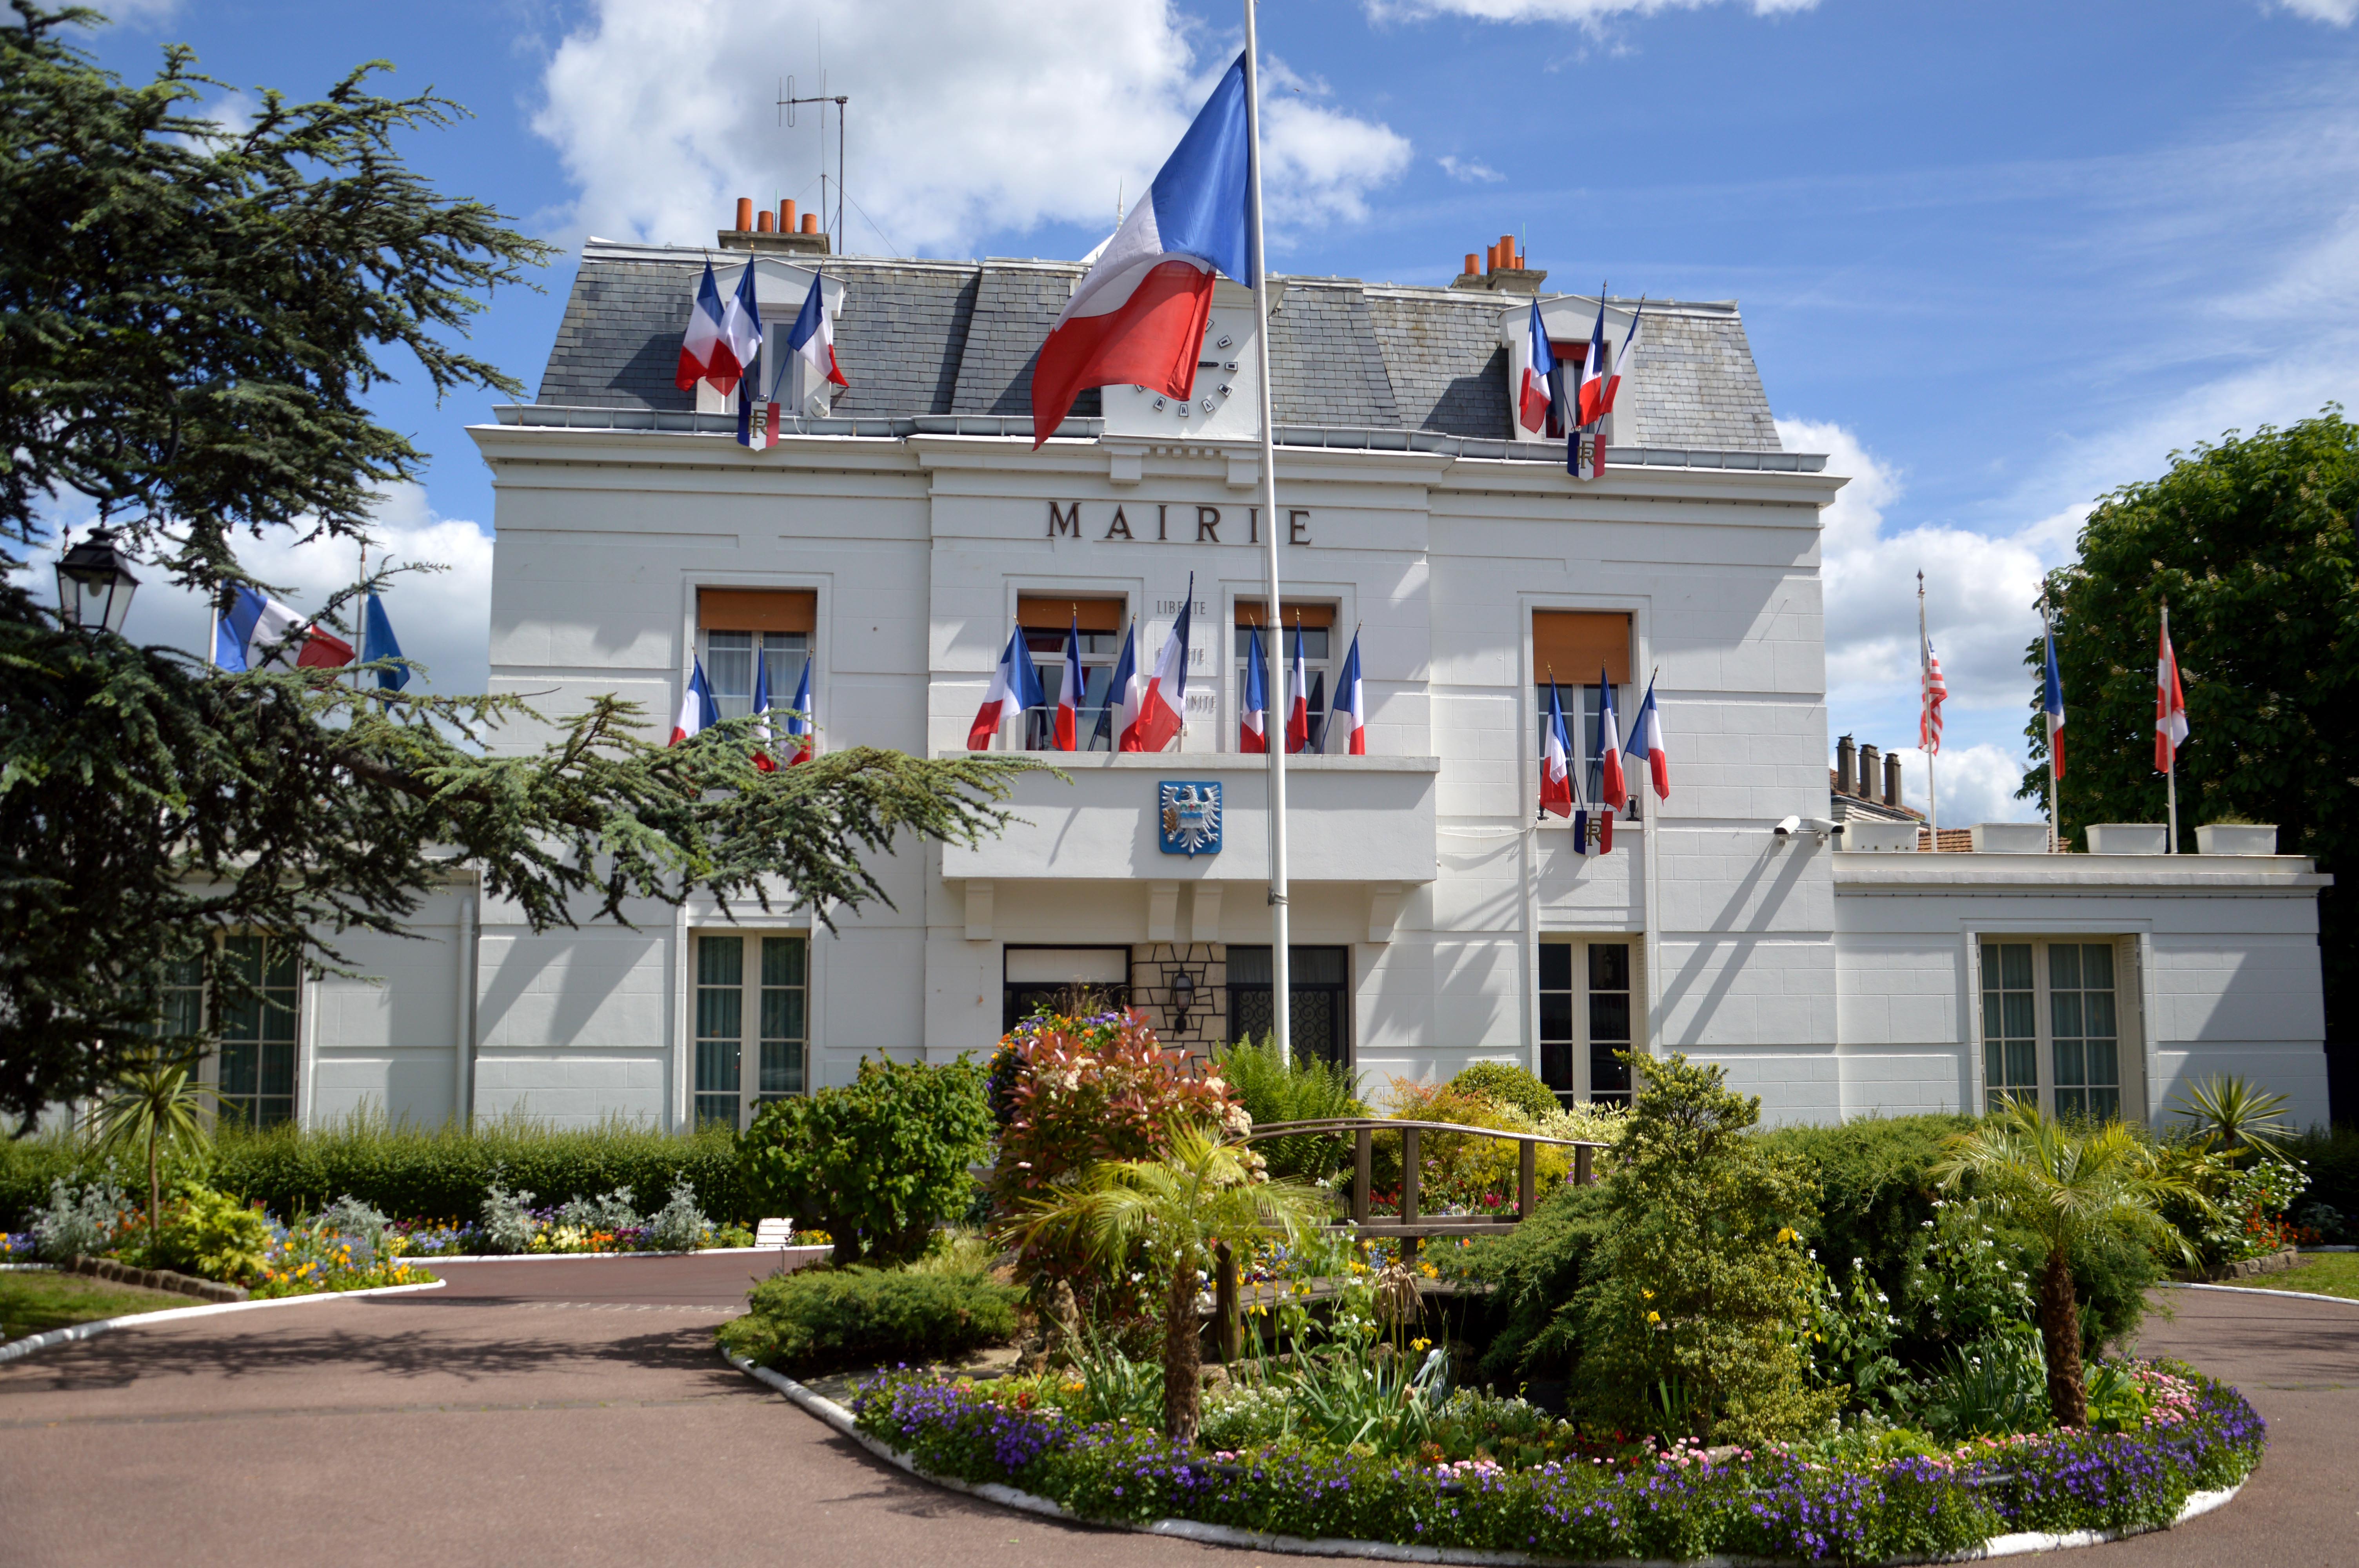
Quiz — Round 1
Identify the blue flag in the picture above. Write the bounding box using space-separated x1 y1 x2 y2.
362 591 409 691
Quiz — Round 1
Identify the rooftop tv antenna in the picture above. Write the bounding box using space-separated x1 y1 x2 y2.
778 71 848 253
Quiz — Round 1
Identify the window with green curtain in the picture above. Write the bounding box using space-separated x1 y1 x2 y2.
694 935 743 1128
1981 941 2037 1112
759 935 807 1101
2050 943 2120 1121
216 935 297 1127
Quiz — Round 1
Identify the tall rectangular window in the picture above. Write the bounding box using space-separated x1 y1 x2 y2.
1980 939 2128 1120
694 935 743 1129
1227 946 1350 1069
1532 611 1638 815
1234 602 1335 753
759 936 808 1102
215 935 298 1128
704 630 811 721
1536 939 1636 1105
1016 598 1127 752
1588 944 1633 1105
1538 944 1575 1100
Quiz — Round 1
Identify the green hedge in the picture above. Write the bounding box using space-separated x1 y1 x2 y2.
720 1266 1022 1376
2293 1124 2359 1230
5 1114 751 1229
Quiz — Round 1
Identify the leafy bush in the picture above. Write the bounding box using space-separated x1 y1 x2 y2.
1574 1053 1839 1444
29 1173 131 1261
2292 1124 2359 1234
645 1180 710 1252
554 1185 641 1234
1448 1061 1559 1120
479 1178 537 1255
1212 1035 1364 1181
1921 1330 2050 1438
740 1056 991 1266
1456 1177 1616 1385
1376 1079 1580 1212
1760 1114 1970 1326
0 1131 101 1232
148 1183 274 1283
720 1265 1021 1376
316 1194 394 1263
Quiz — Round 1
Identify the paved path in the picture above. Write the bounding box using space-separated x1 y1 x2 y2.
0 1262 2352 1568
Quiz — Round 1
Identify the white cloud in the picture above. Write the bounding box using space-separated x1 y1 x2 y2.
532 1 1411 259
1370 0 1813 27
1880 743 2043 827
1438 155 1505 184
2272 0 2359 22
18 490 493 697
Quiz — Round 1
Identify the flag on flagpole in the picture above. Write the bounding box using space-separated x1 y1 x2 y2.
669 657 719 744
1595 668 1625 805
213 585 354 671
2155 619 2187 772
1129 581 1193 752
1106 620 1143 751
676 261 732 390
786 269 849 390
1629 675 1670 801
1920 636 1947 753
1518 298 1557 432
968 625 1045 750
361 591 409 691
1593 300 1645 418
1030 55 1250 447
786 656 816 765
1055 615 1084 751
1329 630 1365 755
1239 622 1269 753
1575 295 1609 426
1540 680 1574 818
750 650 779 772
1283 621 1310 753
728 265 767 449
2044 624 2068 779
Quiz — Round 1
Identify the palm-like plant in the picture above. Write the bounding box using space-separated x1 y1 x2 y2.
89 1052 214 1253
2166 1074 2294 1163
1933 1102 2206 1428
1006 1120 1333 1446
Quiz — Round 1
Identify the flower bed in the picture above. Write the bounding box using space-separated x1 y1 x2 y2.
845 1362 2263 1564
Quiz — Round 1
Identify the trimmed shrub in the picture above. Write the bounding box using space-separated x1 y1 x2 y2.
721 1265 1021 1376
1448 1061 1560 1120
1760 1113 1970 1351
740 1057 991 1266
0 1133 93 1232
1459 1176 1616 1385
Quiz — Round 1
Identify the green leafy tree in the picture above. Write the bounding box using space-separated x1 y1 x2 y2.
738 1058 994 1267
1008 1122 1329 1446
2022 409 2359 1024
1933 1103 2205 1428
87 1050 211 1253
1576 1053 1840 1445
0 7 1032 1121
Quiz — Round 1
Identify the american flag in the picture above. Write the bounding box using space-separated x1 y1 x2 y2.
1920 637 1947 753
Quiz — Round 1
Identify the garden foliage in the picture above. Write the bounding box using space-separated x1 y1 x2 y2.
1211 1036 1364 1182
740 1057 991 1266
1447 1061 1561 1120
720 1265 1021 1377
1575 1054 1840 1444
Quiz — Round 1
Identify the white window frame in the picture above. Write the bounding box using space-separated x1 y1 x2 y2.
1538 935 1646 1105
1974 935 2144 1122
690 928 812 1131
157 933 303 1129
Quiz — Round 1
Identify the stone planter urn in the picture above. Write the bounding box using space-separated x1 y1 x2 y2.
2195 823 2278 855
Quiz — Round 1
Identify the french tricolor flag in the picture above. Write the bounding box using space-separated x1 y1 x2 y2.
213 585 353 672
751 650 778 771
1107 621 1145 751
1239 621 1269 753
1539 679 1574 818
1283 622 1311 753
1575 296 1609 428
968 624 1045 751
676 262 748 394
1596 668 1626 806
787 269 849 390
1329 630 1365 755
1629 675 1669 801
1054 615 1084 751
1030 56 1250 447
670 657 719 745
786 656 816 765
1125 581 1193 752
1518 299 1557 433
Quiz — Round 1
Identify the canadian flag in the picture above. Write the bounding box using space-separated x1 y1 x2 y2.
1126 583 1192 752
670 657 719 745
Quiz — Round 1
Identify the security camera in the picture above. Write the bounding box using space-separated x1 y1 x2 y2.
1774 815 1840 845
1774 815 1802 838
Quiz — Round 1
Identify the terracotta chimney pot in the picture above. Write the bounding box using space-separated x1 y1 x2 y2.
734 197 754 231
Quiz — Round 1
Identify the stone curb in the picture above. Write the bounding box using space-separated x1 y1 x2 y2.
720 1348 2240 1565
2160 1281 2359 1305
410 1245 831 1266
0 1278 446 1366
61 1252 246 1303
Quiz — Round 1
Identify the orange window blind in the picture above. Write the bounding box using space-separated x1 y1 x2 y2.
698 588 816 634
1532 610 1631 686
1234 600 1336 630
1016 596 1125 633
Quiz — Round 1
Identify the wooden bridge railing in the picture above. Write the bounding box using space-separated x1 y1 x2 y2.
1244 1116 1607 1248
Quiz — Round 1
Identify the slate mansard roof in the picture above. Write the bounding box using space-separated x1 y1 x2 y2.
533 243 1783 453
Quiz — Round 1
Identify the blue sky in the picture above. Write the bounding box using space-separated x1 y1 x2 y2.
57 0 2359 822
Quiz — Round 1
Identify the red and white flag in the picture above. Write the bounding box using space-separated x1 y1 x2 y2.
1920 635 1947 754
1128 586 1193 753
1283 622 1311 753
2155 616 2188 772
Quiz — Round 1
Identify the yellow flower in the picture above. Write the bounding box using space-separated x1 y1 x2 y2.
1410 1337 1432 1352
1640 1289 1653 1301
1646 1310 1661 1324
1775 1227 1798 1245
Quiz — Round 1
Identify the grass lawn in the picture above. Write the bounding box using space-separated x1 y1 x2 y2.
1 1270 191 1341
2263 1251 2359 1303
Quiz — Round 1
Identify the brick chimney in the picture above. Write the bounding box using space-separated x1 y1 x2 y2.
1450 233 1548 293
1858 742 1880 800
1835 735 1856 797
719 194 831 256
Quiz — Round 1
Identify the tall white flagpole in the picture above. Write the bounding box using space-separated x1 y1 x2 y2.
2162 596 2179 855
2043 591 2061 853
1919 570 1936 850
1243 0 1290 1065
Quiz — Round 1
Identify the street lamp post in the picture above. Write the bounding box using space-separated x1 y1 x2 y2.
55 528 140 634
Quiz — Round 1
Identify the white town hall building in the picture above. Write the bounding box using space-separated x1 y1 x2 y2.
214 222 2330 1136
